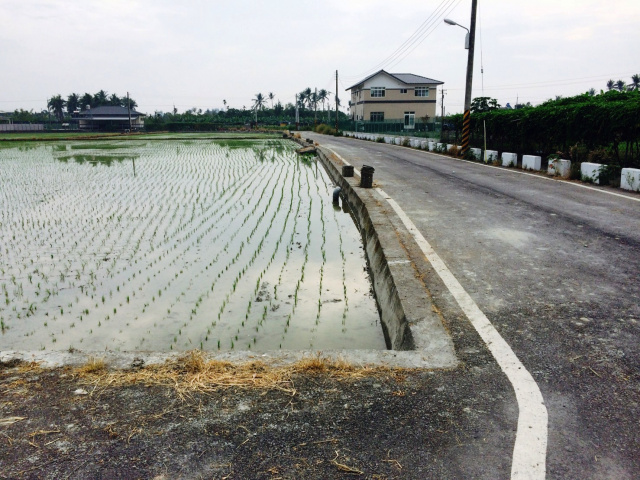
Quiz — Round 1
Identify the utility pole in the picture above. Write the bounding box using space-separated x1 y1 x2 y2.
295 93 299 131
440 88 446 129
127 92 132 132
335 70 339 132
461 0 478 156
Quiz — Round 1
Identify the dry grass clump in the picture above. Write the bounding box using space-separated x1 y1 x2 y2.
77 351 390 398
78 356 106 374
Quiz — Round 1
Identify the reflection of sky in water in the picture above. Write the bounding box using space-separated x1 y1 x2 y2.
0 140 385 352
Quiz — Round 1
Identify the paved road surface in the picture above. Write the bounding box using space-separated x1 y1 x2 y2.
309 132 640 479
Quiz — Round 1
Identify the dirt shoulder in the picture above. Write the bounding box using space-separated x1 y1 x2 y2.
1 344 514 479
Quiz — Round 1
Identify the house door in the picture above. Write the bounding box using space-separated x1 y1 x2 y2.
404 111 415 129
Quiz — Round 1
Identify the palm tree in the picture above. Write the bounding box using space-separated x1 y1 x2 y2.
311 89 319 124
615 79 626 92
223 99 227 110
629 74 640 91
47 95 66 122
253 93 267 123
108 93 121 106
318 89 329 113
66 93 79 114
268 92 275 109
93 90 108 106
301 87 312 109
606 79 615 91
587 88 596 96
80 93 93 111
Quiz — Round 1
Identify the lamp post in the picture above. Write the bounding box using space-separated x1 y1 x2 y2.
444 0 477 156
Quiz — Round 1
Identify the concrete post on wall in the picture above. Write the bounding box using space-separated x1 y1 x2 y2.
522 155 542 171
484 150 498 163
621 168 640 192
501 152 517 167
580 162 602 184
469 147 481 160
548 158 571 178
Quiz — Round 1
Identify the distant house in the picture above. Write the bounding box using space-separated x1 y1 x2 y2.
75 106 146 131
347 70 443 129
0 111 11 124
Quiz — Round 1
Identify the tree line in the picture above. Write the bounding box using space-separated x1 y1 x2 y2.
46 91 138 122
145 87 345 131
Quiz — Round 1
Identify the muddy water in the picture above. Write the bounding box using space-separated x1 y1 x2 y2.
0 139 386 351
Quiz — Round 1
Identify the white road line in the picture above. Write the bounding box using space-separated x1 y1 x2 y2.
324 144 548 480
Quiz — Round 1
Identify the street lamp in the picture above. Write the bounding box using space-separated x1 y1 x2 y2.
443 0 477 156
443 18 469 49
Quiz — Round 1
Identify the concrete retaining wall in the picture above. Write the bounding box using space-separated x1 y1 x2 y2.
314 148 415 350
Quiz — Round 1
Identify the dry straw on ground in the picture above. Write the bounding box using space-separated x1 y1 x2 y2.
76 351 394 398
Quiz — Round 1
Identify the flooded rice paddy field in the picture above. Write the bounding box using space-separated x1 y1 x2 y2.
0 139 386 352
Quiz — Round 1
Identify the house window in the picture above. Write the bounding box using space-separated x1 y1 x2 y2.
370 112 384 122
404 112 415 129
415 87 429 97
400 89 407 94
370 87 385 98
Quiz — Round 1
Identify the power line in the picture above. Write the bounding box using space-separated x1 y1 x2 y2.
443 71 640 91
342 0 462 81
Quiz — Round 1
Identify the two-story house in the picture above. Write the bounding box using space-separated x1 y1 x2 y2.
347 69 443 129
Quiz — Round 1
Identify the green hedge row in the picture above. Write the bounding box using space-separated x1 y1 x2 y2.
448 91 640 168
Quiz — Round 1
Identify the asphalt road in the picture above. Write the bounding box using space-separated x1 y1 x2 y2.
308 132 640 479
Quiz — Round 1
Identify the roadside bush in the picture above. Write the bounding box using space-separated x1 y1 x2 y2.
450 90 640 169
599 164 622 187
314 123 340 136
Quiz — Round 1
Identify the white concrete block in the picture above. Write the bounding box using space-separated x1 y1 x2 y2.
446 144 454 152
484 150 498 163
395 137 402 145
436 143 445 152
522 155 542 171
501 152 517 167
410 138 421 148
428 142 436 151
420 140 428 149
621 168 640 191
469 147 481 160
548 158 571 178
581 162 602 184
384 136 393 144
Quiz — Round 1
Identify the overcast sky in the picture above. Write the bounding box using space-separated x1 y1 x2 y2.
1 0 639 115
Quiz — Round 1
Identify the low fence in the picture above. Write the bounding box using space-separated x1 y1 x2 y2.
346 120 440 137
0 124 44 132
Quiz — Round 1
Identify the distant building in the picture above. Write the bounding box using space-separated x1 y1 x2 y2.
75 106 146 131
347 69 443 129
0 111 12 124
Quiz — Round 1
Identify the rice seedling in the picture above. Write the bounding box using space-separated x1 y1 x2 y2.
0 138 383 352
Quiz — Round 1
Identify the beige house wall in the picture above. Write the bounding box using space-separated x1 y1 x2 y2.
349 72 441 122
